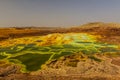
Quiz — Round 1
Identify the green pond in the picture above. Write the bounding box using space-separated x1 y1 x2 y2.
0 40 120 72
9 53 52 71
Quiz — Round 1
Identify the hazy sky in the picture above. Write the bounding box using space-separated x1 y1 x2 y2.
0 0 120 27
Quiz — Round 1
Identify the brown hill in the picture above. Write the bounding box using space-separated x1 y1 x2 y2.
63 22 120 44
68 22 120 35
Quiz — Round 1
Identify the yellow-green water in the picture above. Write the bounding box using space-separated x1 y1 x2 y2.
0 33 120 72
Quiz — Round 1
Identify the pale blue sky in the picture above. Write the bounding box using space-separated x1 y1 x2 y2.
0 0 120 27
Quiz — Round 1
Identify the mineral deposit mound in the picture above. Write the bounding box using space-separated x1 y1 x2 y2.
0 22 120 80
